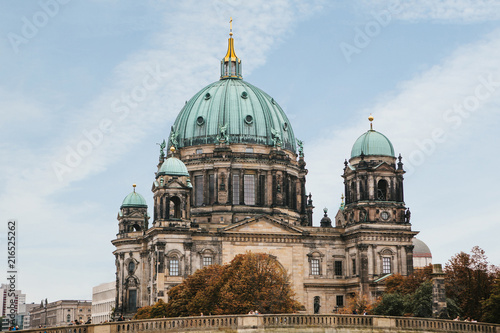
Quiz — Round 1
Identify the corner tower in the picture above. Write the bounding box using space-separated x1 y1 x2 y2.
340 116 407 226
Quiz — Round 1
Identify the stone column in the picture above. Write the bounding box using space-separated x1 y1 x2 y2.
432 264 447 318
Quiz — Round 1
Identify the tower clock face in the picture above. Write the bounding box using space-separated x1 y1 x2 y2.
380 211 390 221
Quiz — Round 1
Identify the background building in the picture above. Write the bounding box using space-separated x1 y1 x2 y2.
0 283 26 330
413 238 433 268
92 282 116 323
29 300 91 328
112 31 418 317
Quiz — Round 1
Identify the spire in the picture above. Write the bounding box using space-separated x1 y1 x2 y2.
368 114 374 130
221 17 242 79
133 184 136 193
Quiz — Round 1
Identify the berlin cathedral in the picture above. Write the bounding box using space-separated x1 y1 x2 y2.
112 27 418 317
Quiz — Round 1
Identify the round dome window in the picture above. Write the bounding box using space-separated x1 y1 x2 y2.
241 91 248 99
283 122 288 131
204 93 211 100
196 116 205 126
244 115 253 125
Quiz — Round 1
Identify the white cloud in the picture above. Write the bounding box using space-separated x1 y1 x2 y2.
361 0 500 23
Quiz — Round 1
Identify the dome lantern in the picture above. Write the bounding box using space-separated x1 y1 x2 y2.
220 18 242 80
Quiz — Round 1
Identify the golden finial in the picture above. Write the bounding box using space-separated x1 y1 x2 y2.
368 114 374 130
229 17 233 36
341 193 344 203
170 146 176 154
133 184 136 192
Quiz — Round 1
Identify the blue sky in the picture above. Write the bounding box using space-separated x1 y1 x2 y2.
0 0 499 303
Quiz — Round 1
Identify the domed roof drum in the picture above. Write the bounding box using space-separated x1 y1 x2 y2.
121 188 148 208
351 130 395 158
158 157 189 177
412 238 432 258
168 32 296 153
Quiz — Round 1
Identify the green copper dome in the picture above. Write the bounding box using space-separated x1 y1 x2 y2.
168 33 296 153
121 187 148 208
158 156 189 177
351 130 395 158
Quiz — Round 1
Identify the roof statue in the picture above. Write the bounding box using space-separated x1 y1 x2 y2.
157 139 166 159
297 139 304 157
271 127 282 148
169 126 179 149
216 123 229 144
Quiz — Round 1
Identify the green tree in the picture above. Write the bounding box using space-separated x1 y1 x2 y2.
482 279 500 323
407 280 432 317
373 293 407 316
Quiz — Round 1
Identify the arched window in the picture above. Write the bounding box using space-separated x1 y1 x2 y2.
169 196 181 219
377 179 388 200
67 314 71 322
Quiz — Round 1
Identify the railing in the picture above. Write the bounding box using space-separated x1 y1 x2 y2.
14 314 500 333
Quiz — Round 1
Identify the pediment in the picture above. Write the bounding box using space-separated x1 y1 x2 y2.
373 162 395 171
222 215 304 235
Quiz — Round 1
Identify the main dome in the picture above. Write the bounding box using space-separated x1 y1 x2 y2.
351 129 394 158
168 33 296 153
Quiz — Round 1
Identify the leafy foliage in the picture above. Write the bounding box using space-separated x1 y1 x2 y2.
385 265 433 295
373 292 407 316
135 252 301 318
481 278 500 323
342 292 374 314
445 246 498 321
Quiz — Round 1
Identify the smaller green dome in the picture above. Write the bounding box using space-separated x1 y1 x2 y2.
351 130 395 158
158 157 189 177
121 186 147 208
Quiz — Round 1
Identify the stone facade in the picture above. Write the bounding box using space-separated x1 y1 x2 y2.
111 32 417 318
29 300 91 328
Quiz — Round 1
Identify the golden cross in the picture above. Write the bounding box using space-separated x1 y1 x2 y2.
230 17 232 31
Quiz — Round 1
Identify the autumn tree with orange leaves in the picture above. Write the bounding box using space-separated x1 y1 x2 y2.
135 252 301 318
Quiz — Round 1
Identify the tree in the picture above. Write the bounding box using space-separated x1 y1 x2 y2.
372 293 407 316
217 253 300 314
445 246 496 321
482 279 500 323
134 252 301 318
385 265 433 295
342 292 374 314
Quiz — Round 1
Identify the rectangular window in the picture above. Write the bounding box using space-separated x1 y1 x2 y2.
203 257 212 267
352 259 356 275
336 295 344 307
244 174 255 205
232 174 240 204
335 261 343 276
196 148 203 154
169 259 179 276
311 259 320 275
128 289 137 312
195 175 203 206
209 174 215 204
383 257 391 274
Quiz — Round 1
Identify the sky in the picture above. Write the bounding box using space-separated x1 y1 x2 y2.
0 0 499 303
